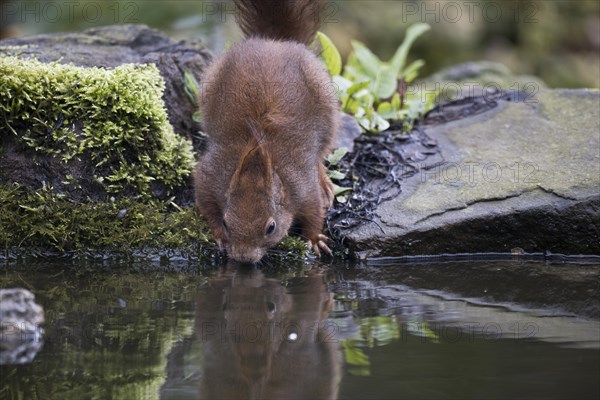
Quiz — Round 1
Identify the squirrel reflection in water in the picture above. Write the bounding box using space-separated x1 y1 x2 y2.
195 263 341 400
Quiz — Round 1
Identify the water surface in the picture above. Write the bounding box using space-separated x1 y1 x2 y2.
1 259 599 400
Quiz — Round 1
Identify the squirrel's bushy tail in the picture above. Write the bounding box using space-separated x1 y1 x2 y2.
233 0 324 45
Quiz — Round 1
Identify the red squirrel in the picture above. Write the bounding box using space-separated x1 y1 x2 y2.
194 0 338 263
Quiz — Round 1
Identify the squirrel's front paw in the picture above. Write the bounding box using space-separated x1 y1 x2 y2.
307 233 332 257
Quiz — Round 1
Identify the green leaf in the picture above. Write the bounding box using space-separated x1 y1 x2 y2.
376 102 397 120
333 184 352 196
391 92 401 110
328 170 346 180
336 195 348 203
356 91 375 108
373 113 391 132
343 98 362 114
183 70 200 105
350 40 381 78
19 204 39 212
400 96 427 121
332 75 353 100
371 65 398 100
344 57 370 82
317 31 342 76
192 111 202 123
402 59 425 82
347 80 371 96
344 52 362 73
360 109 391 133
326 147 349 165
390 23 430 76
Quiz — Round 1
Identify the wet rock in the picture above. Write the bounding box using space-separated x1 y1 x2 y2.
335 112 362 152
425 61 547 101
0 288 45 364
340 89 600 257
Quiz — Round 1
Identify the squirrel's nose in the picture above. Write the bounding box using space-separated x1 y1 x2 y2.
229 246 264 264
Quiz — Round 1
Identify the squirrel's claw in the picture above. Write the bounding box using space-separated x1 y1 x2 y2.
216 238 227 252
307 234 332 257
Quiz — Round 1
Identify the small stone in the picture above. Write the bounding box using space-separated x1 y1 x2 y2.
0 288 45 365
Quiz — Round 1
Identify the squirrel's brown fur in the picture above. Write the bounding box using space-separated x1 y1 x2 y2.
194 0 337 263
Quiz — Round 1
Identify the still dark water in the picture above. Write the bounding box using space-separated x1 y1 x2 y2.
1 259 599 400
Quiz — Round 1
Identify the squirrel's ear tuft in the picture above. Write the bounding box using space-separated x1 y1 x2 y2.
230 121 274 189
232 141 273 187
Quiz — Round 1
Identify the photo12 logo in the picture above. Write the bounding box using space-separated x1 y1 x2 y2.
399 1 540 24
408 81 541 104
1 1 140 24
421 162 539 184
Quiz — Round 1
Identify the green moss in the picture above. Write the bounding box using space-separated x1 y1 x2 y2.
0 183 205 256
0 183 308 261
0 55 194 199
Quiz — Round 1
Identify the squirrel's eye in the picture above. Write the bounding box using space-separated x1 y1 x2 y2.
266 221 276 235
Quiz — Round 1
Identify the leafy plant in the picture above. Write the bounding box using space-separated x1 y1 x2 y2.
183 70 202 123
317 24 436 133
325 147 352 202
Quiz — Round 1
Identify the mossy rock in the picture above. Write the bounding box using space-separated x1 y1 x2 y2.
0 55 194 200
0 24 213 202
0 24 212 140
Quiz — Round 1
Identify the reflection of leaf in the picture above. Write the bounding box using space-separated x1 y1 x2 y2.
406 321 440 343
358 316 401 347
348 367 371 376
343 340 371 376
345 346 370 366
317 32 342 76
